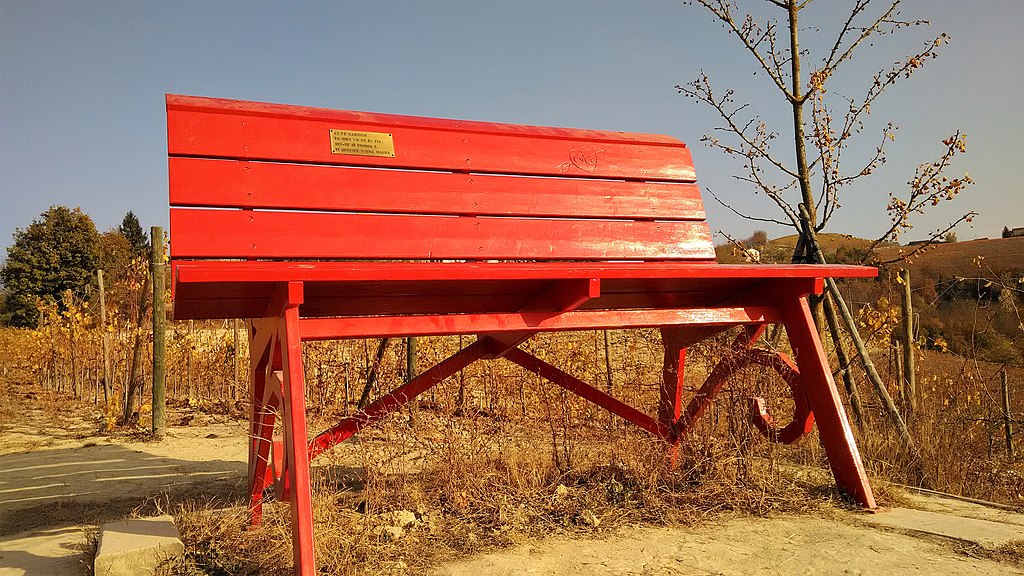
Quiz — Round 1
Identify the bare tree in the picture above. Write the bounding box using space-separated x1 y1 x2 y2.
678 0 973 460
679 0 971 259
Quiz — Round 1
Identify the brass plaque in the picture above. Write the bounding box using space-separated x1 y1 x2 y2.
329 129 395 157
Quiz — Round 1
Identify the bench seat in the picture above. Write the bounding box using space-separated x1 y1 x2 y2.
172 260 876 321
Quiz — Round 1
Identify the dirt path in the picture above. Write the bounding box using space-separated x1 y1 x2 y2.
435 513 1021 576
1 384 1023 575
0 386 248 576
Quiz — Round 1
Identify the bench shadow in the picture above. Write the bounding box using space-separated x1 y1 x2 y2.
0 443 246 537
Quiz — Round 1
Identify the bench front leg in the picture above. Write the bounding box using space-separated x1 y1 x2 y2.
276 287 317 576
778 296 876 508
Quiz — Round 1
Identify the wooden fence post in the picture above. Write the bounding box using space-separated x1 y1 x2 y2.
603 330 615 430
98 269 114 429
406 337 418 383
406 336 418 423
232 319 240 401
1002 368 1013 458
900 268 916 417
152 226 167 438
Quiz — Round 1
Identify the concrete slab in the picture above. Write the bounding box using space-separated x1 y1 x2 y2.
864 506 1024 549
902 491 1024 527
94 515 183 576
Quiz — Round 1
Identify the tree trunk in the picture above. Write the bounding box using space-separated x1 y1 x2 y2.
358 338 390 410
787 0 825 328
123 271 151 423
800 206 919 459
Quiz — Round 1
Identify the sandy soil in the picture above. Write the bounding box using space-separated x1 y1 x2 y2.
1 383 1023 576
436 514 1020 576
0 386 248 576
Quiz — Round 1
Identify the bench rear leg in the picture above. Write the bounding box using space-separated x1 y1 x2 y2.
779 296 876 508
247 319 277 527
659 342 685 466
659 326 734 466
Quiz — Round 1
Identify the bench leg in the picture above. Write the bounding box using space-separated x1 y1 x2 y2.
504 347 668 438
278 304 317 575
659 340 685 466
659 326 734 465
779 296 876 508
676 325 765 437
247 319 277 527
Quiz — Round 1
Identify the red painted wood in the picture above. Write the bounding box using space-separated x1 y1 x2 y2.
278 288 317 574
298 306 780 340
246 318 276 527
678 328 764 437
309 340 490 459
170 265 851 320
503 347 667 439
519 279 600 312
169 283 820 321
172 260 878 284
778 296 876 508
659 346 686 434
169 158 706 220
167 95 697 182
169 208 716 261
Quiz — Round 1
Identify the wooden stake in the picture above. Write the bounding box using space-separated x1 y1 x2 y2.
358 338 390 409
406 336 418 424
823 293 863 426
232 318 240 401
603 329 615 431
98 270 115 429
406 336 418 382
152 226 167 437
1002 368 1013 458
799 205 918 458
900 268 916 416
124 270 151 422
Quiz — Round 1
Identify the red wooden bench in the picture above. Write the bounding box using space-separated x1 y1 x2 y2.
167 94 877 575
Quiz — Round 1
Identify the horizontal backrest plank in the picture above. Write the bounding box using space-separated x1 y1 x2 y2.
167 95 697 182
169 209 716 261
169 157 706 220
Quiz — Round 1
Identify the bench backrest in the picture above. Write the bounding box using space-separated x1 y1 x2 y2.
167 95 714 262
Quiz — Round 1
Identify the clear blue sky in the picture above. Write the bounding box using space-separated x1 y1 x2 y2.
2 0 1021 254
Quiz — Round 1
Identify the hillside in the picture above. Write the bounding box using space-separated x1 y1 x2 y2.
716 233 1024 277
715 233 887 264
876 236 1024 277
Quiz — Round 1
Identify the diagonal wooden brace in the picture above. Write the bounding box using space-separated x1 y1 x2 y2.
677 325 766 436
502 347 668 439
308 338 491 460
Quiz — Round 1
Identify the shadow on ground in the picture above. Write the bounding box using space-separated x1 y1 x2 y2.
0 443 247 536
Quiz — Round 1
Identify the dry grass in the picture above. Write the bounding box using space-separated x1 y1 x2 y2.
165 411 840 576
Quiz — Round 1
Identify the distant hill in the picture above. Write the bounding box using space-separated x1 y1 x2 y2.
715 233 887 264
875 236 1024 277
716 233 1024 277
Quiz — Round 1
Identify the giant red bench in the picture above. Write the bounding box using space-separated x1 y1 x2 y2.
167 94 878 575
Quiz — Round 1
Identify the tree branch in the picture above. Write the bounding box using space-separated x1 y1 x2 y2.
691 0 792 98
